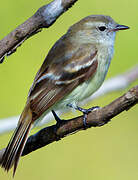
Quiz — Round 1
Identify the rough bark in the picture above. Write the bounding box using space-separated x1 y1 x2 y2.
0 0 78 63
0 86 137 163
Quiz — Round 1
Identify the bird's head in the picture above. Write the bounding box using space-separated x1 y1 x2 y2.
69 15 129 46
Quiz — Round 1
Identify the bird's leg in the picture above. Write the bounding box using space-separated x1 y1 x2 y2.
67 104 100 127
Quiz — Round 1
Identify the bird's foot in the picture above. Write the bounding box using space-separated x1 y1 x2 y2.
76 106 100 128
67 104 100 128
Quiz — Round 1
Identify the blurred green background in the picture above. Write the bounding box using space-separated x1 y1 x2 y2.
0 0 138 179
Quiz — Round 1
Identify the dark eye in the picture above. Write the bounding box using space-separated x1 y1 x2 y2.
98 26 106 31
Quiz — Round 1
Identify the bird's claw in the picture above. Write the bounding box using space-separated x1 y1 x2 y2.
77 106 100 128
67 104 100 128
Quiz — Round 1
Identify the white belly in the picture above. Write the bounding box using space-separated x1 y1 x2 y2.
55 46 114 109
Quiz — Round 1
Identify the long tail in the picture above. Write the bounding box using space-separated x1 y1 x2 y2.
1 104 32 176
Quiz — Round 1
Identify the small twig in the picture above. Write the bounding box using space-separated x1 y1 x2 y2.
0 86 137 163
0 0 78 63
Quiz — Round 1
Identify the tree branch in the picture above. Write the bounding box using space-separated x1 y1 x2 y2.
0 65 137 134
0 86 137 163
0 0 78 63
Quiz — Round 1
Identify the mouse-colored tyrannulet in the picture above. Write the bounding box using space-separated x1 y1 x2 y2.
1 15 129 175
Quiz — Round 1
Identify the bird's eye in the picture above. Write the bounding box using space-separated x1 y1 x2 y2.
98 26 106 31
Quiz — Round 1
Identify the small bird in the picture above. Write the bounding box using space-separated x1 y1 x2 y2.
1 15 129 176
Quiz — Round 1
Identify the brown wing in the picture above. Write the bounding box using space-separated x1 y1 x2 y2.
28 40 98 121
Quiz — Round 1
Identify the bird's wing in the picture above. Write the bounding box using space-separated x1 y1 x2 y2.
28 41 98 120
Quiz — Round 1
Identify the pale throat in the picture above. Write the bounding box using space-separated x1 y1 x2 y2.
97 42 114 74
98 31 116 62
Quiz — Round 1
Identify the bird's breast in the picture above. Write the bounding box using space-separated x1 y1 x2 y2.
53 45 114 110
65 45 114 104
81 45 114 98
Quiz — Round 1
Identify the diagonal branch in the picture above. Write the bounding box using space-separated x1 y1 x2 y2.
0 85 137 163
0 65 137 134
0 0 78 63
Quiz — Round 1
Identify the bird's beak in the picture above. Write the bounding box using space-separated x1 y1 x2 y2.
111 24 130 32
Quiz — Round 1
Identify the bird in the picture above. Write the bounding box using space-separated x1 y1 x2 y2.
1 15 129 176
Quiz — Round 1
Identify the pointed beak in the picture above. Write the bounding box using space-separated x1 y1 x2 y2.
111 24 130 32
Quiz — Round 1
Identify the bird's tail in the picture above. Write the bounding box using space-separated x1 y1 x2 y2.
1 104 32 176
